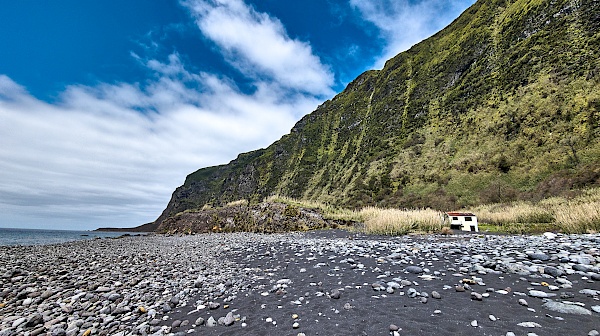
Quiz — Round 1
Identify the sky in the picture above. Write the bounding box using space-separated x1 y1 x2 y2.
0 0 475 230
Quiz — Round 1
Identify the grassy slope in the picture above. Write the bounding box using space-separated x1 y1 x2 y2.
157 0 600 224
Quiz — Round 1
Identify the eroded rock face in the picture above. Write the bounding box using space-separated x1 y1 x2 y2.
157 202 338 234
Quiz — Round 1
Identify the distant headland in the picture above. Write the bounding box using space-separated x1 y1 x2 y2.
94 221 159 232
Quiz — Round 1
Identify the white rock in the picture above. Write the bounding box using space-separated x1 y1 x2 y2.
543 301 592 315
518 322 542 328
528 290 556 298
12 317 27 328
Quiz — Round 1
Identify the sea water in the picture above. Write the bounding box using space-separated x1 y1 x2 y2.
0 227 145 246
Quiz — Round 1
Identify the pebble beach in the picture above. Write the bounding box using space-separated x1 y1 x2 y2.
1 230 599 336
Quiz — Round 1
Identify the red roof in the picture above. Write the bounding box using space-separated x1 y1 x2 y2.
446 212 475 217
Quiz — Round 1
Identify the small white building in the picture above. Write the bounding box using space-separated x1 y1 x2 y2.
446 212 478 232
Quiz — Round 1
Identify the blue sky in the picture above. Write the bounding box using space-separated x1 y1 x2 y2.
0 0 474 230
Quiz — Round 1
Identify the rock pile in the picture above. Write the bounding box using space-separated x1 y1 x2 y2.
1 231 599 335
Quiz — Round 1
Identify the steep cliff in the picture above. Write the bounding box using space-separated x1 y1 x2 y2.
155 0 600 227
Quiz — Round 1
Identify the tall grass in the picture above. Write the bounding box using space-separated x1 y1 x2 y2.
226 199 249 207
266 188 600 234
473 187 600 233
551 190 600 233
357 207 445 235
265 195 444 235
474 202 554 225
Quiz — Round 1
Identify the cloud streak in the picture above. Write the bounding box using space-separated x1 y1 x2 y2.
183 0 334 96
0 57 322 230
350 0 475 68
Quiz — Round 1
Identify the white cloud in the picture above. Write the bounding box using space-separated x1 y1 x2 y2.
0 0 340 230
0 55 322 230
182 0 334 96
350 0 475 68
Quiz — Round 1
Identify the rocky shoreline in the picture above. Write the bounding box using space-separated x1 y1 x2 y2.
1 231 599 335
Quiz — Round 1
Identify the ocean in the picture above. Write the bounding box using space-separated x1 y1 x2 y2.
0 227 145 246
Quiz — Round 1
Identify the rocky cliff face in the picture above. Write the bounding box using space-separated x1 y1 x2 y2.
156 203 333 234
155 0 600 227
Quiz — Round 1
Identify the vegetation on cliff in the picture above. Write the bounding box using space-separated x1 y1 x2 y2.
155 0 600 230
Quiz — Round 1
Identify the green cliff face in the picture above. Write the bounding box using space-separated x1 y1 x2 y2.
155 0 600 226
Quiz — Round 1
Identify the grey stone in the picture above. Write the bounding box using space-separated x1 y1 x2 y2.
579 289 599 296
405 266 423 274
107 293 121 302
0 330 14 336
30 327 45 336
543 266 563 278
206 316 217 327
330 289 341 299
528 290 556 298
560 292 575 299
170 296 180 306
387 281 401 289
11 318 27 329
573 264 591 272
51 328 66 336
223 312 235 326
571 255 593 265
471 292 483 301
41 290 55 299
518 322 542 328
371 283 385 291
528 253 550 261
542 301 592 315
